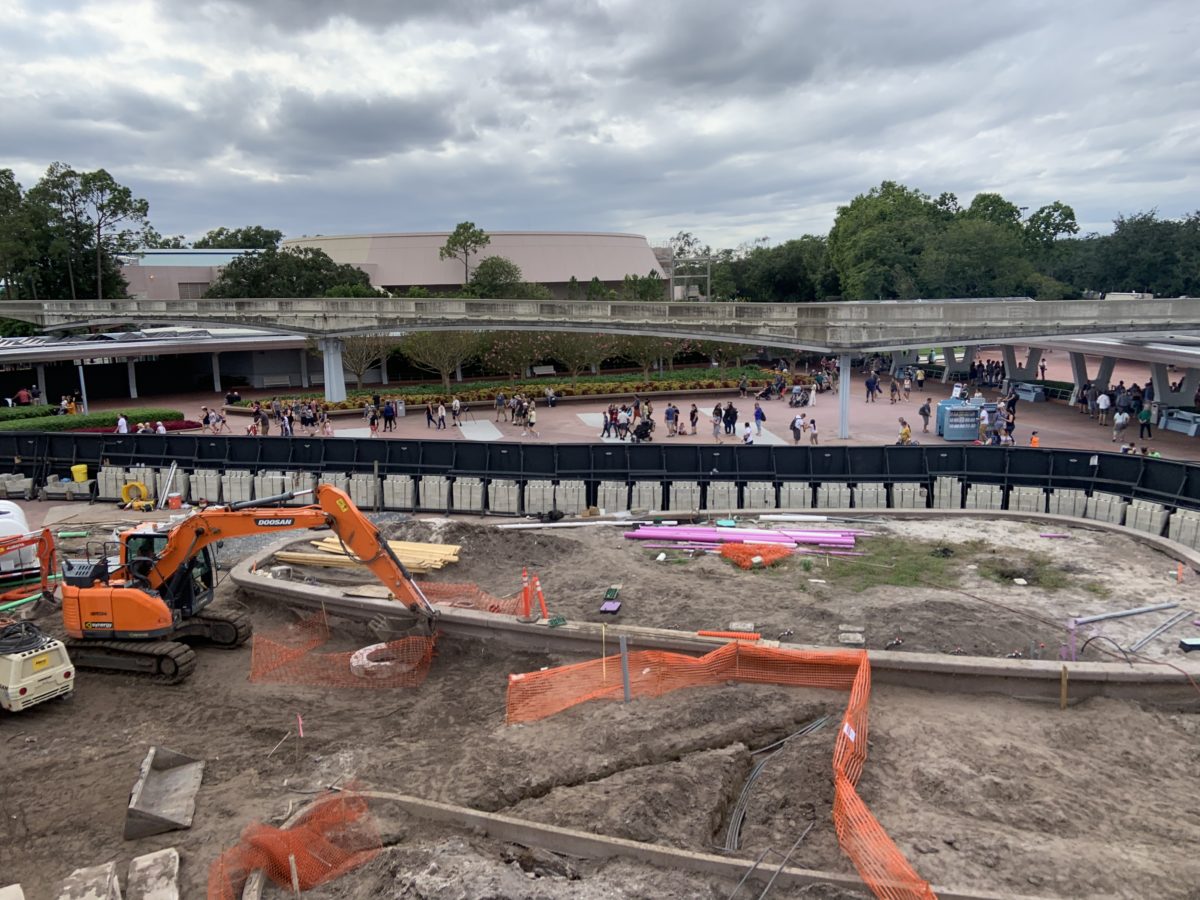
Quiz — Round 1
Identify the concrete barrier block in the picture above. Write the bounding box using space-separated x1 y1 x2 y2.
97 466 126 501
1008 486 1045 513
523 480 554 515
154 469 189 502
855 483 887 509
597 481 629 513
1085 491 1128 525
417 475 447 511
1047 488 1088 517
381 475 415 510
965 484 1003 510
1127 499 1169 536
890 482 925 509
347 473 379 509
317 471 349 492
705 481 737 511
220 471 253 504
280 470 314 504
126 848 179 900
252 470 287 499
1167 509 1200 549
191 469 222 504
668 481 700 513
778 481 813 509
56 862 122 900
555 480 587 514
816 482 851 509
488 479 520 514
630 481 661 511
0 474 33 499
451 477 484 513
743 481 776 510
933 476 960 509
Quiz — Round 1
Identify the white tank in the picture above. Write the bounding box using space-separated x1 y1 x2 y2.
0 516 37 572
0 501 29 531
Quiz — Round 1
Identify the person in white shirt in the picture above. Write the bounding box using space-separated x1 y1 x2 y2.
978 407 990 441
742 422 754 444
115 414 128 434
1096 391 1112 426
154 421 166 435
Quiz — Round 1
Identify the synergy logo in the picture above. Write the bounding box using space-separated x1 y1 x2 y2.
254 518 295 526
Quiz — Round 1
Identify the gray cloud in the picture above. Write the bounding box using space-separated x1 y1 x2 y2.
3 0 1199 250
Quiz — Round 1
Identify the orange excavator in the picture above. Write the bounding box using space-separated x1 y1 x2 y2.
59 484 438 682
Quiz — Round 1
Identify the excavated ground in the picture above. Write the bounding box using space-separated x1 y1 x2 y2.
3 513 1199 899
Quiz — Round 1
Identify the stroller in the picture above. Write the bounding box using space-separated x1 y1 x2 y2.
631 418 655 443
788 388 812 407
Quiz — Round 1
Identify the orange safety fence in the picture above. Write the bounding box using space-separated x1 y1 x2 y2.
697 630 762 641
208 786 380 900
419 580 526 616
505 641 934 900
250 612 435 688
720 542 794 568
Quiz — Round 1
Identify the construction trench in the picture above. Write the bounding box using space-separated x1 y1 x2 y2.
4 507 1200 899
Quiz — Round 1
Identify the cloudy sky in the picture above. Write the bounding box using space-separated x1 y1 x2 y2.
4 0 1198 248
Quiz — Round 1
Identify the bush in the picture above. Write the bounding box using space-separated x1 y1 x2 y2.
0 409 185 432
68 419 200 433
0 405 68 422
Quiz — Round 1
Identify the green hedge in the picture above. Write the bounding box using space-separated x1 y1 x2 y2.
0 409 184 432
0 405 69 422
236 366 776 409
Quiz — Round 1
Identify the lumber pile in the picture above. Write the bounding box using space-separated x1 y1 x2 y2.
273 538 460 575
623 524 865 555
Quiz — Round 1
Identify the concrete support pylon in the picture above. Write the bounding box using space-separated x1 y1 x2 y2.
940 346 976 383
889 349 918 375
35 363 46 404
838 353 851 439
300 350 310 389
319 337 348 403
1000 346 1043 382
211 352 222 393
1067 352 1116 405
1150 363 1200 409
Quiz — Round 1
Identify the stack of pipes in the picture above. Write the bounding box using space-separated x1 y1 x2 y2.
623 524 866 556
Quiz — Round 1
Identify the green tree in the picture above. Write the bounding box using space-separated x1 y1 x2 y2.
205 247 372 297
469 255 523 298
312 334 394 390
140 227 188 249
918 219 1030 297
324 282 388 298
194 225 284 250
1024 201 1079 250
78 168 150 299
828 181 942 299
585 277 607 301
548 332 621 383
478 331 552 378
963 192 1023 230
616 336 689 377
439 221 490 285
565 275 582 301
0 170 24 299
397 331 482 390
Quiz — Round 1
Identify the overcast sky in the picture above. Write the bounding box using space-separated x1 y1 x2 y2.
4 0 1198 248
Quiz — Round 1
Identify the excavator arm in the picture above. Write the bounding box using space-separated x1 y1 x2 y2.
131 485 438 625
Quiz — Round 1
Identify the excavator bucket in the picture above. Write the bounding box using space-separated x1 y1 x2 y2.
123 746 205 840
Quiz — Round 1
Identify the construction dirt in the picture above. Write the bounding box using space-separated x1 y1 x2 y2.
3 512 1199 899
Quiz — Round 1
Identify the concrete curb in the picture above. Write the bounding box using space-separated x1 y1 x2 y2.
241 790 1043 900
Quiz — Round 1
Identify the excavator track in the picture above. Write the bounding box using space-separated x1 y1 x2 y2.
65 639 198 684
186 607 252 648
175 606 253 647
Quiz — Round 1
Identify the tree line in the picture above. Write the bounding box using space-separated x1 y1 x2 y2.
4 163 1198 309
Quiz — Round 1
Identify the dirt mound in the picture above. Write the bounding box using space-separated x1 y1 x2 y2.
508 744 752 846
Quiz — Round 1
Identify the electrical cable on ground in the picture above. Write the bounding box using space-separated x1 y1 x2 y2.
756 821 816 899
0 621 49 654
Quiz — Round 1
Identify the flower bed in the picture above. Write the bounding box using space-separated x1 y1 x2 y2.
0 408 186 432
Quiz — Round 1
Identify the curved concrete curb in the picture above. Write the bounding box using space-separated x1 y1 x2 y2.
242 790 1042 900
231 527 1200 708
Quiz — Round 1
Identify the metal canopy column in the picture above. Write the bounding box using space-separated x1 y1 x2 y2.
300 350 310 389
126 359 138 399
380 359 389 386
35 364 46 403
838 353 851 439
75 362 90 415
319 338 347 403
211 353 222 393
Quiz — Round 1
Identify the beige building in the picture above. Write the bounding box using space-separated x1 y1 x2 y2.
282 231 664 299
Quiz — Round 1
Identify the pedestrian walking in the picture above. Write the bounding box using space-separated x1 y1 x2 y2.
1096 391 1111 425
918 398 932 433
753 402 765 436
1111 409 1130 442
1138 405 1153 439
436 402 447 430
711 409 722 442
524 402 539 437
808 419 818 445
689 403 699 435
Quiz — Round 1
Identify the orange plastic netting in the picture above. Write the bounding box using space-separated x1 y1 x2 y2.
208 788 380 899
250 612 435 688
419 580 525 616
506 642 934 900
720 542 794 568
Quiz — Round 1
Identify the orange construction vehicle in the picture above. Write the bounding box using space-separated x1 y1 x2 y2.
59 484 438 682
0 528 57 607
